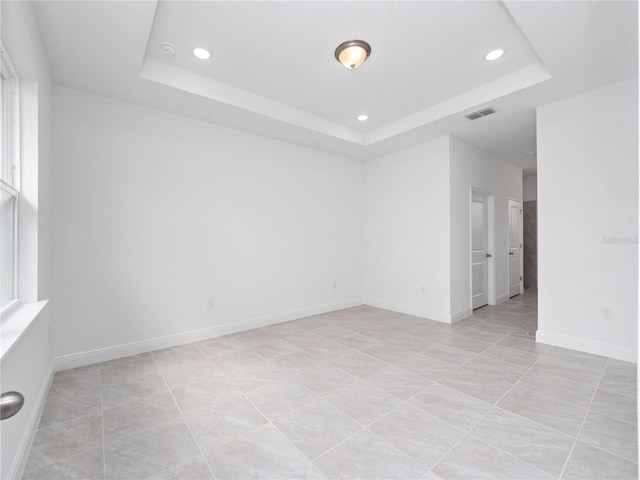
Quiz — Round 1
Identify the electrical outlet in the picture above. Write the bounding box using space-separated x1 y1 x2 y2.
601 307 612 320
333 281 337 290
420 286 426 294
208 298 215 309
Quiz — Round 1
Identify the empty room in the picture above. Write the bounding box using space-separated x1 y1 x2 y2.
0 1 638 479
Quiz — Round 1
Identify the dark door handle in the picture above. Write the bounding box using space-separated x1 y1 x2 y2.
486 253 492 257
509 252 514 255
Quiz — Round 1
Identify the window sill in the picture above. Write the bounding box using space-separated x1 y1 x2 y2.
1 300 49 360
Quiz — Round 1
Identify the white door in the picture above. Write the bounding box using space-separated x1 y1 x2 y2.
508 199 523 297
471 193 489 309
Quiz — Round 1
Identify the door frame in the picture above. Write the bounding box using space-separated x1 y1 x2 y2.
468 188 496 309
507 197 524 297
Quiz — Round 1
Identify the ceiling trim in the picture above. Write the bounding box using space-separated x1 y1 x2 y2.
140 56 551 148
140 57 366 144
365 63 551 145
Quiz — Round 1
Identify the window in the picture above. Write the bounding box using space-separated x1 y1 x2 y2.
0 45 19 312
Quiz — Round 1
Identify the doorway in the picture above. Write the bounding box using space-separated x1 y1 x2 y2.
470 190 494 309
508 198 524 297
523 200 537 288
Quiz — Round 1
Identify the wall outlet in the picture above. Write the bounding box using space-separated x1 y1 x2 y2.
333 281 337 290
420 286 426 294
208 298 215 309
600 307 612 320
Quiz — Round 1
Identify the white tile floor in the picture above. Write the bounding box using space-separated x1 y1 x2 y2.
23 290 638 479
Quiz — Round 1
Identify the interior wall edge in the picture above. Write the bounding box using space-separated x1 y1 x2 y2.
495 293 510 305
363 298 455 324
450 307 473 323
536 330 638 363
53 298 363 372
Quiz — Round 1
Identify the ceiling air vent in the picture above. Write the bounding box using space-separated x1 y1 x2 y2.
477 107 496 116
465 107 496 120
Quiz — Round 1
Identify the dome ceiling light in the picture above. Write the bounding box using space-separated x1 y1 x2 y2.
335 40 371 69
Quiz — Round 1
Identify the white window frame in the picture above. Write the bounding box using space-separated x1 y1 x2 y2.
1 43 20 315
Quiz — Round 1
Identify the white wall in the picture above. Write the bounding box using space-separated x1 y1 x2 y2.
52 86 364 363
363 137 451 321
449 136 523 315
523 175 537 201
1 2 55 479
363 135 522 322
537 77 638 362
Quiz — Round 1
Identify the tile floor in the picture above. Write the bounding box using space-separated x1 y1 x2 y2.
23 290 638 479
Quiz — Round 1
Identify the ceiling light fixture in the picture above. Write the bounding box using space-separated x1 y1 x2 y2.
193 48 211 60
335 40 371 69
357 114 369 122
485 49 504 61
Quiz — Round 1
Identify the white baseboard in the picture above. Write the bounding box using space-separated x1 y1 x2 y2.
495 294 509 305
537 330 638 363
8 363 55 480
362 298 452 324
450 307 472 323
54 298 363 371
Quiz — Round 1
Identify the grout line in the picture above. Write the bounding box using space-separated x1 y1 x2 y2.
295 300 541 475
562 435 640 466
150 354 219 480
252 318 521 473
564 439 638 466
450 432 555 479
557 357 616 478
507 382 593 413
477 431 560 476
203 326 438 474
430 300 621 474
99 364 106 480
201 349 329 477
422 347 546 473
24 391 106 472
191 347 321 462
54 291 634 480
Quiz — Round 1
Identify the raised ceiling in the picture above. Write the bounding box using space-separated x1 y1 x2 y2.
32 1 638 173
145 1 541 130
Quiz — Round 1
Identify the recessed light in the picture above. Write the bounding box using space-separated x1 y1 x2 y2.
193 48 211 60
485 49 504 61
357 114 369 122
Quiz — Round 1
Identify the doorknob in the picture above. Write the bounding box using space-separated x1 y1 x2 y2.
1 392 24 420
486 253 492 257
509 252 514 255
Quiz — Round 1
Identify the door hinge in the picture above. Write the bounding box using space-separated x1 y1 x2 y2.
520 209 523 214
520 243 522 248
520 276 523 281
